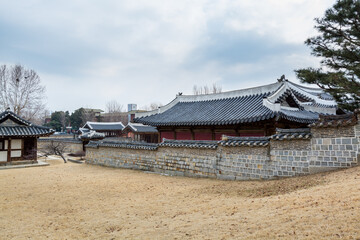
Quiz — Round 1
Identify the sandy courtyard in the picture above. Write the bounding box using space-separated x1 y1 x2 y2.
0 158 359 239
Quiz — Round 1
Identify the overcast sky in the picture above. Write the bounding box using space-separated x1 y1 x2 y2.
0 0 334 112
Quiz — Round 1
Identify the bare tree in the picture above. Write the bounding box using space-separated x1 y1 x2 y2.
81 109 96 123
104 100 125 122
141 102 163 111
193 83 222 95
0 64 46 121
204 85 210 94
212 83 222 94
193 85 200 95
106 100 124 113
41 141 68 163
149 102 162 110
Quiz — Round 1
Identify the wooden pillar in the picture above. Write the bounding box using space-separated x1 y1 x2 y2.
34 138 38 160
173 129 177 140
211 129 215 140
158 131 161 143
191 128 195 140
264 124 268 136
7 138 11 162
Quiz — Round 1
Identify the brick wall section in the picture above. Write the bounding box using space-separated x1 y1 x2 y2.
86 147 157 171
309 126 359 173
86 146 217 178
85 122 360 180
217 146 270 180
270 139 311 177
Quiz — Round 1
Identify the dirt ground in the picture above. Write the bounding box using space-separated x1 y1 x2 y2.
0 158 359 240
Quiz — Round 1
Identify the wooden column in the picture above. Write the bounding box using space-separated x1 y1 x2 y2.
7 138 11 162
34 138 38 160
191 129 195 140
158 131 161 143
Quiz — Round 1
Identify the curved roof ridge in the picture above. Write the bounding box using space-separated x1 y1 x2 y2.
288 82 336 106
84 121 125 131
0 109 33 126
287 80 325 92
87 121 124 125
177 81 281 102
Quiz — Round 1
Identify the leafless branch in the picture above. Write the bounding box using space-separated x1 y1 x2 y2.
41 141 68 163
0 64 46 121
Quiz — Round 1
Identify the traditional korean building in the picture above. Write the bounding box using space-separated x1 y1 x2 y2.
78 130 105 150
81 121 125 137
0 109 54 164
134 80 340 141
123 122 159 143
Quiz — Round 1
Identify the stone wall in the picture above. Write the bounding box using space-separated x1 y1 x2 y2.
85 122 360 180
269 139 311 177
86 144 218 178
309 128 359 173
38 138 84 154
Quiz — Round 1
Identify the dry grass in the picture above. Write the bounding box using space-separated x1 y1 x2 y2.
0 157 359 239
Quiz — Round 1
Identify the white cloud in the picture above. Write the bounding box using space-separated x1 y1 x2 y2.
0 0 335 112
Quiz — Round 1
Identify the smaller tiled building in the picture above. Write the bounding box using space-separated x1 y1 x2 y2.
81 121 125 137
0 109 54 164
123 122 159 143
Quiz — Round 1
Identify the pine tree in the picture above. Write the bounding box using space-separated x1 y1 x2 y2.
295 0 360 111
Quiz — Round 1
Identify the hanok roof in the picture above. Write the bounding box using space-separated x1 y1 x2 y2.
159 139 217 149
124 122 158 133
79 130 105 141
134 80 338 127
219 136 270 147
309 113 357 128
0 110 54 137
270 128 312 140
82 121 125 131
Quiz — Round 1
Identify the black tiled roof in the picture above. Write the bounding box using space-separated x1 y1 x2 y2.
270 128 311 140
0 110 54 137
279 110 319 124
83 122 125 131
309 113 357 128
219 136 269 147
38 138 82 144
79 131 105 141
86 140 158 150
136 93 276 126
0 126 54 137
159 139 218 149
125 123 158 133
134 81 336 127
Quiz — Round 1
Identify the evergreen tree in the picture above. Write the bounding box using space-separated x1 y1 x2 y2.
70 108 85 130
44 111 68 131
295 0 360 111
